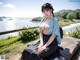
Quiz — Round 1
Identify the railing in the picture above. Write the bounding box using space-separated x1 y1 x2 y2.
0 29 24 35
0 26 39 35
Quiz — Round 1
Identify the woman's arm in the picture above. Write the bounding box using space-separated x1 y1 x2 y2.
44 34 56 47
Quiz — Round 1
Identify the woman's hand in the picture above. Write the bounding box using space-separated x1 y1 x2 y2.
37 43 43 48
36 43 43 51
37 45 47 53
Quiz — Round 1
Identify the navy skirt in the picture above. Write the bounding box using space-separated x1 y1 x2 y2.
38 33 59 60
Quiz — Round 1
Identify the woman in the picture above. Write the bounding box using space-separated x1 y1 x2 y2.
37 3 61 60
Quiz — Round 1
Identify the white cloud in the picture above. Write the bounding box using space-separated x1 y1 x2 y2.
0 2 3 5
4 3 15 8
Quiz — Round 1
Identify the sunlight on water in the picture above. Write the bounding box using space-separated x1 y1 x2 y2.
6 19 16 31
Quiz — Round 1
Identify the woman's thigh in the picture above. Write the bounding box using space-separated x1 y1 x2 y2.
38 46 58 58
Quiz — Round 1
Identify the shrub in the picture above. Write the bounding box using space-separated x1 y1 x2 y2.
68 28 80 38
19 29 39 43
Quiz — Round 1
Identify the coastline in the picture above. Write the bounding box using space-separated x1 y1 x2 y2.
62 23 80 29
62 23 80 34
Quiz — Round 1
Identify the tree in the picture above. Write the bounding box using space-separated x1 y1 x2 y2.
60 12 68 19
75 9 80 19
66 12 77 21
32 17 42 21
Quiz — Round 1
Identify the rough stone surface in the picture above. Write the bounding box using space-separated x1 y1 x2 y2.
59 36 80 60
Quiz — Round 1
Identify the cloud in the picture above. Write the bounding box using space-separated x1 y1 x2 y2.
0 2 3 5
4 3 15 8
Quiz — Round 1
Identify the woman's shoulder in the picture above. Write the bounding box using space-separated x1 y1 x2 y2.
53 17 58 21
52 17 58 23
53 17 60 26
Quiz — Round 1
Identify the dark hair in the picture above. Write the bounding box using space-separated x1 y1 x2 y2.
41 3 54 16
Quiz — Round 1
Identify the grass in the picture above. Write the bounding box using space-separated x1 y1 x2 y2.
57 17 80 26
0 27 39 59
59 21 72 26
68 28 80 39
0 36 20 49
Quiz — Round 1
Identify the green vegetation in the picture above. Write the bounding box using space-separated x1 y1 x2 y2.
54 9 80 19
68 28 80 39
66 12 76 21
56 17 72 26
19 28 39 43
56 17 80 26
32 17 42 21
66 12 77 21
0 27 39 59
0 36 20 49
55 9 80 26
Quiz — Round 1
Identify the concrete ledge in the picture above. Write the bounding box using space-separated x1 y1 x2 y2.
59 36 80 60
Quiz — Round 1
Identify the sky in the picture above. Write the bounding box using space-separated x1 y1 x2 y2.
0 0 80 18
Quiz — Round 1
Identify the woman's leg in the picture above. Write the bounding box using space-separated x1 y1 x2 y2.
38 45 58 60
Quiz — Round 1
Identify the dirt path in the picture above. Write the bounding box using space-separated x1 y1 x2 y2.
7 53 21 60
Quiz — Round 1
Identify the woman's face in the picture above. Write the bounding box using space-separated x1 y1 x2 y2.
42 9 52 18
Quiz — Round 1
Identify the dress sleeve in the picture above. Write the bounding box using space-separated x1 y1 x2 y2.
52 19 61 44
52 20 60 35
